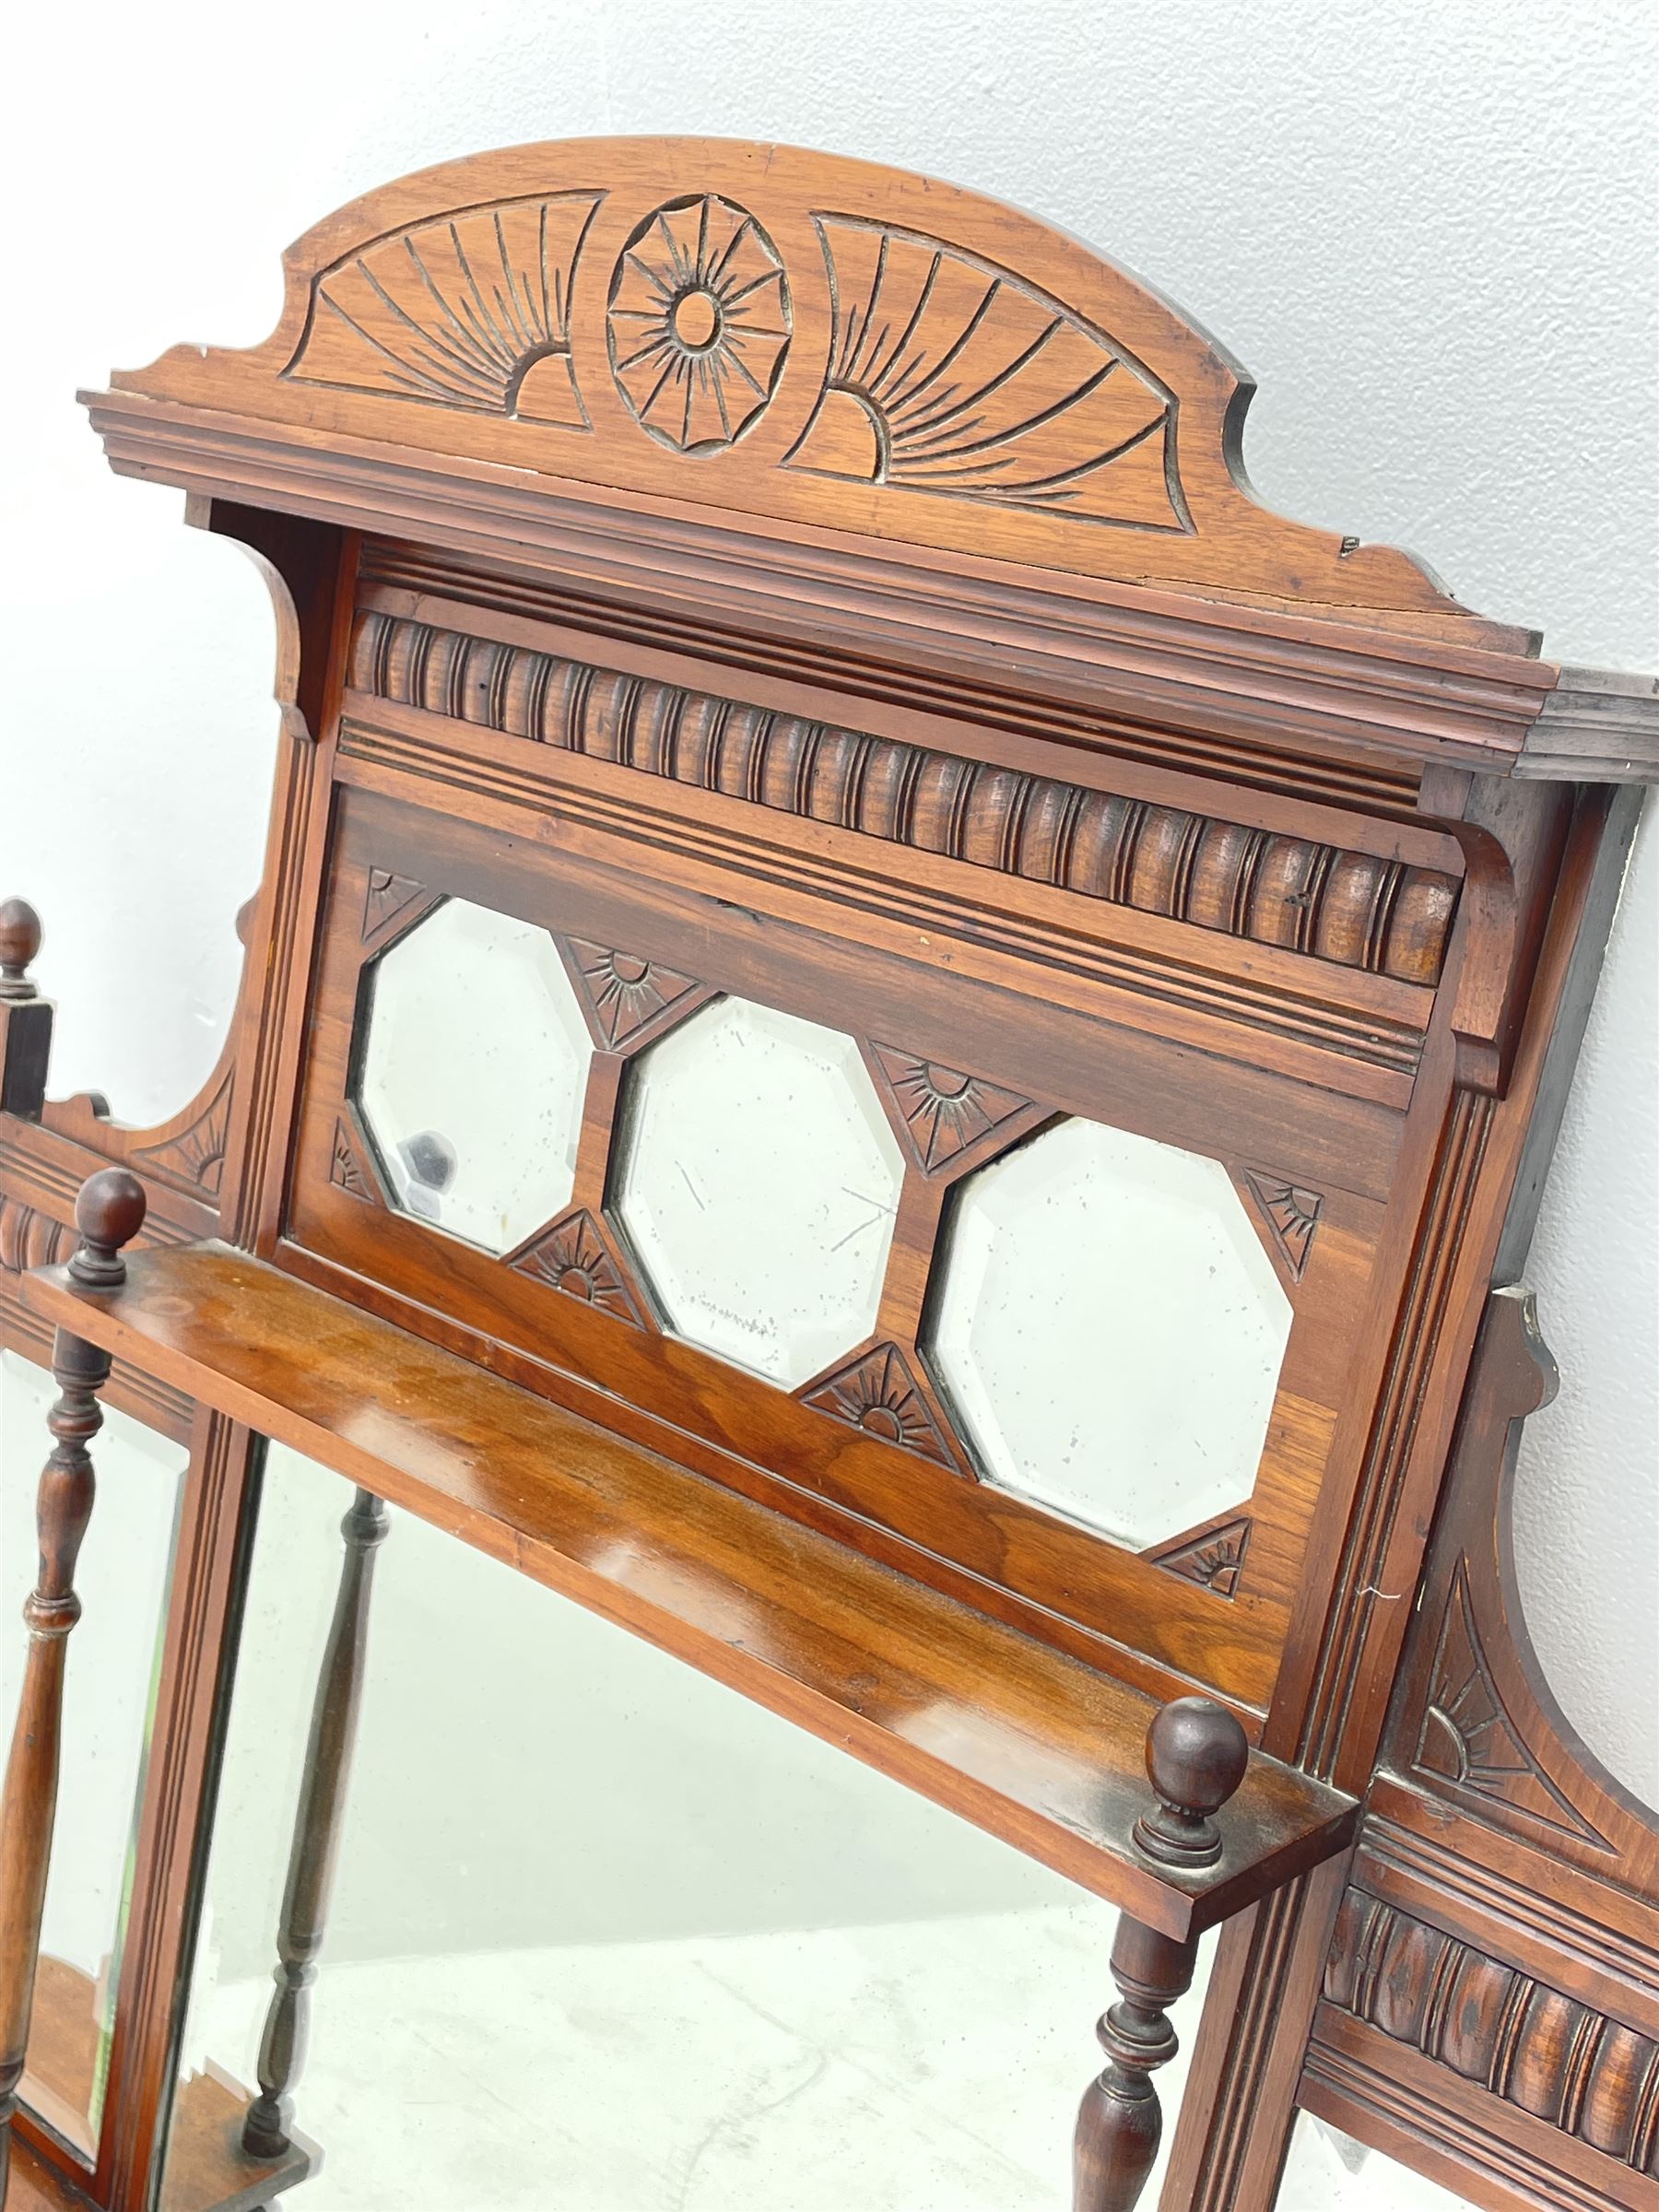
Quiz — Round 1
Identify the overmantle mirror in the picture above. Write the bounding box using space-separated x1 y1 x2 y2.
1 131 1654 2212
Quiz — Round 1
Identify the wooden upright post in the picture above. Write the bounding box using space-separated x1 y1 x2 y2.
0 1169 146 2198
0 900 52 1122
1074 1698 1249 2212
241 1486 389 2159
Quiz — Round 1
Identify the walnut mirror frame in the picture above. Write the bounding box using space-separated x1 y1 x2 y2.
1 137 1655 2212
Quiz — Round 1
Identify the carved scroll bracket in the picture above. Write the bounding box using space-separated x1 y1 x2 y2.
1418 771 1575 1097
1390 1286 1655 1884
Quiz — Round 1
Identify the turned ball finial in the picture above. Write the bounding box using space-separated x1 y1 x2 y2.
0 897 42 1001
69 1169 147 1288
1132 1696 1250 1870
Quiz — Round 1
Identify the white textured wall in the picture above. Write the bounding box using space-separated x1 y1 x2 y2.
2 0 1654 1802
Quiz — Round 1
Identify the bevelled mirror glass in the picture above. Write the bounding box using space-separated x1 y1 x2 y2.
1280 2113 1477 2207
166 1441 1218 2209
0 1349 186 2160
926 1117 1291 1547
356 896 594 1254
614 996 904 1385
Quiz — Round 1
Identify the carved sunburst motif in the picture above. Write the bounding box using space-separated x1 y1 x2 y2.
362 867 434 949
785 218 1187 530
802 1344 957 1468
1147 1516 1253 1599
512 1209 643 1324
289 193 603 425
330 1117 379 1205
868 1044 1030 1172
134 1070 234 1200
563 937 702 1048
607 195 791 453
1415 1562 1611 1848
1241 1169 1323 1281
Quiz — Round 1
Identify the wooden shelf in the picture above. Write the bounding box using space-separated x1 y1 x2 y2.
23 1241 1356 1942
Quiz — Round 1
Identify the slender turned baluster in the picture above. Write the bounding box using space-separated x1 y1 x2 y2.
1073 1698 1249 2212
0 1169 147 2200
242 1487 389 2159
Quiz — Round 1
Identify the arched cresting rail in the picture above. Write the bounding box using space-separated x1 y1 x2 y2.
0 139 1655 2212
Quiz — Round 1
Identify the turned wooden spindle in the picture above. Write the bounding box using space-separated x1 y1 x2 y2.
242 1487 389 2160
1074 1698 1249 2211
0 1169 146 2196
0 900 51 1121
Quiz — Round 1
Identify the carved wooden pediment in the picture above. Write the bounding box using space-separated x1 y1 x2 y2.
96 137 1505 633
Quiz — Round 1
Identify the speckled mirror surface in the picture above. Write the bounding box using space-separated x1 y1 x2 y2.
927 1117 1291 1547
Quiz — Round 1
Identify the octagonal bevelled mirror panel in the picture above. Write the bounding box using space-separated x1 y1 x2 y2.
927 1118 1291 1548
615 997 904 1385
357 897 594 1255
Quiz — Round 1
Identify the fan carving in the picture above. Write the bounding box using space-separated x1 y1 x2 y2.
563 937 703 1048
1146 1516 1253 1598
1414 1561 1612 1849
801 1344 959 1468
330 1117 380 1205
1241 1171 1323 1282
511 1210 643 1324
785 217 1188 531
287 193 604 426
867 1046 1031 1172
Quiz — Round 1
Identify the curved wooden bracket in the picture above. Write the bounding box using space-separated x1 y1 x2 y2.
1418 770 1574 1097
1392 1285 1657 1889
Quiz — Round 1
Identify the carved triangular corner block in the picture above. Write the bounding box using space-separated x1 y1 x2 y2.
361 868 435 950
1241 1170 1323 1283
1413 1560 1612 1851
868 1045 1033 1174
509 1209 645 1325
801 1343 960 1469
562 937 704 1049
329 1116 383 1206
132 1067 234 1202
1145 1516 1253 1600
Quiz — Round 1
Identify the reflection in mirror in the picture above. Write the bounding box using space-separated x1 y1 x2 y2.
166 1443 1216 2208
616 997 905 1385
356 897 594 1253
1279 2112 1476 2207
927 1118 1291 1547
0 1350 185 2160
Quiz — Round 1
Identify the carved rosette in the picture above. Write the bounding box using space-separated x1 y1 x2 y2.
606 195 790 453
